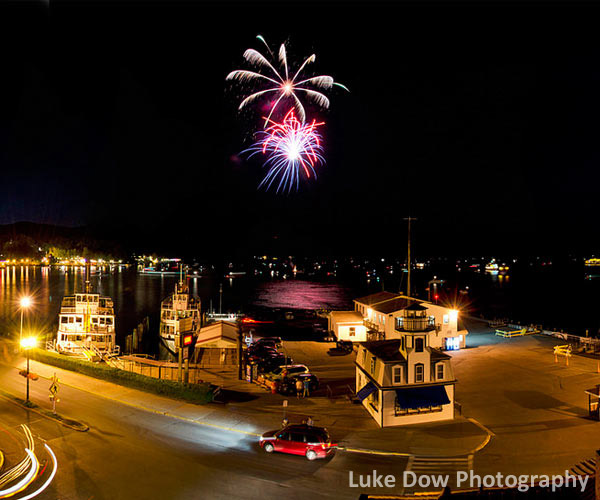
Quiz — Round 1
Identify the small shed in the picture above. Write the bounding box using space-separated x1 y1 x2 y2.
191 321 239 366
328 310 367 342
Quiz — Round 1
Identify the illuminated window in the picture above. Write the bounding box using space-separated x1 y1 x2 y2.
443 315 449 324
415 363 424 383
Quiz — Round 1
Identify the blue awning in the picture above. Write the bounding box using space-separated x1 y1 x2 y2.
357 381 377 401
395 385 450 409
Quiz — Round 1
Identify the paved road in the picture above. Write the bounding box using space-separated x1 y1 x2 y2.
0 363 414 500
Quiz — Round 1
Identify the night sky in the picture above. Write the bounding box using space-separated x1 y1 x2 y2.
1 2 600 258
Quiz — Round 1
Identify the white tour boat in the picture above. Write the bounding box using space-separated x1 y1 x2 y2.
159 279 201 354
54 282 120 359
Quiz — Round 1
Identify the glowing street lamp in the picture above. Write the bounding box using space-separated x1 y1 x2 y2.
20 336 37 405
19 296 32 347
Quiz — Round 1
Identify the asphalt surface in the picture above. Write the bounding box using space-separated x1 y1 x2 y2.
0 363 414 500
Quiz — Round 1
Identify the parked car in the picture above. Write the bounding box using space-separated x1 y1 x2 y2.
336 340 353 352
292 372 319 392
267 364 309 381
246 347 279 363
258 355 293 373
252 339 279 350
254 336 282 348
260 424 336 460
279 372 319 395
327 340 354 356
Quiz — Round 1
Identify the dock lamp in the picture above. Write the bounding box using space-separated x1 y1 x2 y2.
20 336 37 404
19 296 32 347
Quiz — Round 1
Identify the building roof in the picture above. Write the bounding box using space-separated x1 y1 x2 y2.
430 349 451 362
329 310 364 323
354 291 399 306
361 340 406 362
372 297 422 314
405 302 427 311
196 320 239 347
362 341 451 364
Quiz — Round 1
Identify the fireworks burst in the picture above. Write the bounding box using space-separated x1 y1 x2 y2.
244 109 325 193
227 34 348 126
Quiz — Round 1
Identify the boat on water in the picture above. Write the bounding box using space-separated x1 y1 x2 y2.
485 259 499 273
485 259 510 274
52 281 120 360
159 279 201 354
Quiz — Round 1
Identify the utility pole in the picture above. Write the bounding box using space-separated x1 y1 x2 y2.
219 283 223 315
403 217 417 297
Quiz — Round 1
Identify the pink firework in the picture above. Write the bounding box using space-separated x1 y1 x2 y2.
244 109 325 193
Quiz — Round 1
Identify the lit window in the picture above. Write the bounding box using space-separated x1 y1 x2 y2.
415 363 424 383
443 315 449 324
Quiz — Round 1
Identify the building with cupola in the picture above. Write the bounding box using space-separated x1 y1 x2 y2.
355 292 467 349
355 302 456 427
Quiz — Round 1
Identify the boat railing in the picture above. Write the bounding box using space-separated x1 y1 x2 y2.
46 340 58 352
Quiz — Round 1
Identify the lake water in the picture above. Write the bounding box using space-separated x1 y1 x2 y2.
0 267 358 355
1 262 598 355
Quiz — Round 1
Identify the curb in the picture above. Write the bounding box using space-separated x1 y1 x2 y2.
0 390 89 432
465 417 494 454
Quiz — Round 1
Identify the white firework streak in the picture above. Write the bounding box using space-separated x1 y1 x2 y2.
243 109 325 193
226 35 348 126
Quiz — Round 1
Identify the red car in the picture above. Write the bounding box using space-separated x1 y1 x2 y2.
259 424 336 460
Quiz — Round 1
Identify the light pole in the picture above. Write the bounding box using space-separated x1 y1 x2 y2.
19 296 32 347
20 336 37 405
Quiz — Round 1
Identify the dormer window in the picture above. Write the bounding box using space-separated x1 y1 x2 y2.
436 363 444 380
415 363 424 383
393 366 402 384
415 337 424 352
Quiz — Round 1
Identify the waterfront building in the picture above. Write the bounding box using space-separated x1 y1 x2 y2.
328 310 367 342
355 302 456 427
353 291 467 350
190 320 239 366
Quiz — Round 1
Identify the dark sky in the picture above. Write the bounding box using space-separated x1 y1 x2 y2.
2 2 600 258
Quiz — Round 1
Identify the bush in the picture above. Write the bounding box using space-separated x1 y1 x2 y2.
29 348 213 404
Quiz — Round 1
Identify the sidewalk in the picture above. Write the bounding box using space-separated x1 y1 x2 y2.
11 358 489 457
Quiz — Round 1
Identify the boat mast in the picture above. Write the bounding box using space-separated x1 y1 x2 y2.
403 216 417 297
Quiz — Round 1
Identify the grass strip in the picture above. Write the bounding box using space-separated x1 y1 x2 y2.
29 348 214 405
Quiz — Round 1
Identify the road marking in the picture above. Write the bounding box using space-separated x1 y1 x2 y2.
338 446 411 457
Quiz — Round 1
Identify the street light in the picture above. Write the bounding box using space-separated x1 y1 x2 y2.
20 336 37 405
19 296 32 347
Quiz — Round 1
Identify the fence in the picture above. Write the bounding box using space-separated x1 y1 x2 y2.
118 358 236 384
540 330 600 354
